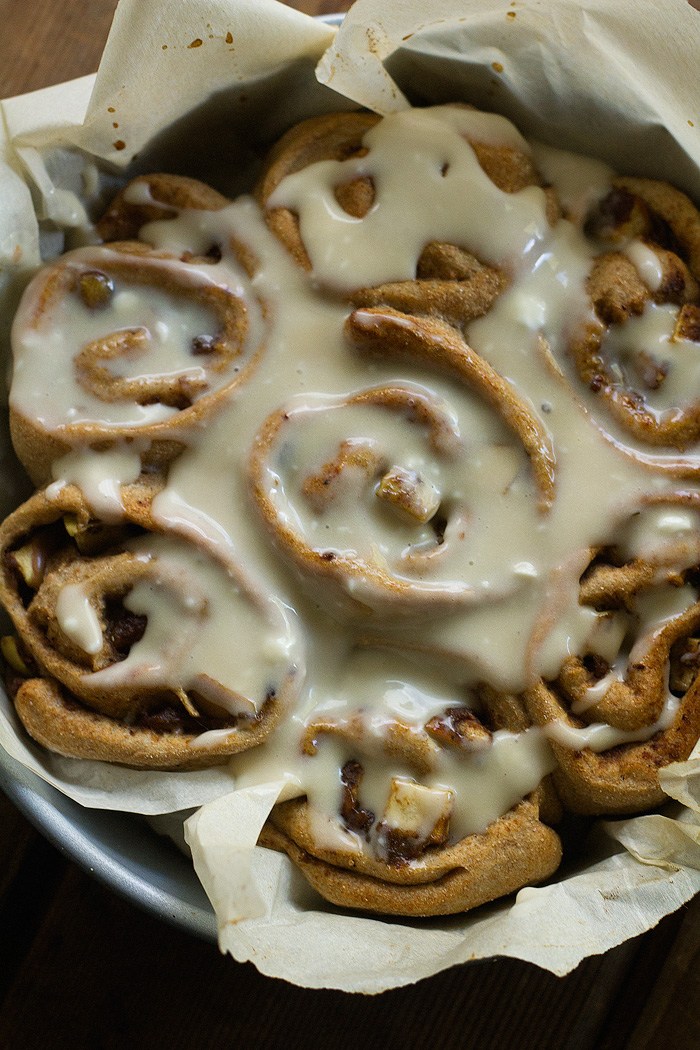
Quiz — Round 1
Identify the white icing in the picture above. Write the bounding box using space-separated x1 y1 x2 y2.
623 240 664 292
530 141 614 228
50 446 143 522
55 582 103 655
87 534 303 718
546 694 680 753
604 302 700 413
269 106 550 290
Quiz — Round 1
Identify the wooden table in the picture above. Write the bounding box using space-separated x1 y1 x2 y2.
0 2 699 1046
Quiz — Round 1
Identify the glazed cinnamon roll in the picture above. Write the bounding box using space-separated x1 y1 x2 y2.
524 500 700 813
0 485 303 769
96 173 230 245
10 172 265 489
249 366 552 619
256 105 559 327
250 384 462 616
346 307 556 510
572 178 700 452
259 656 561 917
10 239 265 486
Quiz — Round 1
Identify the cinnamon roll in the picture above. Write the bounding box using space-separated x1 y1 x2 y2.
10 236 264 487
250 368 551 619
96 174 230 245
256 105 559 328
572 178 700 452
524 500 700 813
0 485 302 769
259 656 561 917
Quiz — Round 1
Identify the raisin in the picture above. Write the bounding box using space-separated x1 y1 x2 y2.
583 653 611 679
191 334 218 356
339 759 375 835
104 600 147 658
136 705 188 734
78 270 114 309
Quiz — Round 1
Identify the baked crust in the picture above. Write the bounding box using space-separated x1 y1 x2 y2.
572 177 700 451
260 800 562 918
10 239 260 487
0 485 298 770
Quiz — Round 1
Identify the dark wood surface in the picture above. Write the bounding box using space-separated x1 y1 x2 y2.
1 2 699 1046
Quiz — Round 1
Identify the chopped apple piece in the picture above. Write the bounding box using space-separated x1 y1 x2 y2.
382 777 453 843
670 636 700 695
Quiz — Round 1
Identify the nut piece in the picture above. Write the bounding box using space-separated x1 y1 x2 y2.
425 706 493 750
673 304 700 343
175 687 201 719
8 541 46 590
670 636 700 695
375 466 441 523
64 514 125 555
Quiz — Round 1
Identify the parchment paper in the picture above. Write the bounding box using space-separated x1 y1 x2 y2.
2 0 700 991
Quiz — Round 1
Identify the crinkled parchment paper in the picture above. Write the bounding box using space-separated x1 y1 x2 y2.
2 0 700 991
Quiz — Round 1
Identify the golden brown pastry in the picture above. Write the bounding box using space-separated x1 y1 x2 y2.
0 484 302 770
10 238 262 487
96 173 230 246
572 178 700 450
524 499 700 813
260 684 561 917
